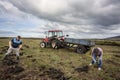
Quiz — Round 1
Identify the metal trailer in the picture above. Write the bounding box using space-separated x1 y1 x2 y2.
63 38 95 54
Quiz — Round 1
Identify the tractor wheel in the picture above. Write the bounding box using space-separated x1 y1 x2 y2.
51 40 60 49
76 45 87 54
40 42 46 48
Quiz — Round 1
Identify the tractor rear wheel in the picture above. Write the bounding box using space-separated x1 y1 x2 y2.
51 40 60 49
40 42 46 48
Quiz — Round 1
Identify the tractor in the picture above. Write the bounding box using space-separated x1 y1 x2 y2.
40 30 65 49
40 30 95 54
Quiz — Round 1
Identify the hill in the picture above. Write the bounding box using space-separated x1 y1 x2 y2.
105 35 120 40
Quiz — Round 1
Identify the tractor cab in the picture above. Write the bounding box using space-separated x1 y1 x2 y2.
44 30 64 42
46 30 63 38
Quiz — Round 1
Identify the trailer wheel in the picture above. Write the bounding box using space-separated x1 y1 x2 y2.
40 42 46 48
76 45 86 54
51 40 60 49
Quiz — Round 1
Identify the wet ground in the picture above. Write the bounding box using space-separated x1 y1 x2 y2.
75 65 89 73
39 67 70 80
0 45 70 80
0 46 9 54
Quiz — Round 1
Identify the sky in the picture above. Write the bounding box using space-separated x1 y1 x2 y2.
0 0 120 39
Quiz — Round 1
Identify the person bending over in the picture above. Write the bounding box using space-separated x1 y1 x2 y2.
4 36 22 60
89 47 103 70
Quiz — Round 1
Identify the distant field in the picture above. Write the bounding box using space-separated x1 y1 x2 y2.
95 39 120 46
0 38 120 80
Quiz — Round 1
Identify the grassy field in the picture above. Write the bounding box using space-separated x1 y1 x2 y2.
0 38 120 80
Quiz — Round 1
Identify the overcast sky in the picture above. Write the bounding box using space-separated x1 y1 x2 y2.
0 0 120 39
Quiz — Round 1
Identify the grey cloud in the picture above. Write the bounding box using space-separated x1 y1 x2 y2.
0 30 15 34
17 30 44 34
5 0 120 27
103 0 120 6
1 0 120 38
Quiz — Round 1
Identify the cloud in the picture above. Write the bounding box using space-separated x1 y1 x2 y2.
0 30 15 34
0 0 27 19
0 30 17 37
0 0 120 38
6 0 120 26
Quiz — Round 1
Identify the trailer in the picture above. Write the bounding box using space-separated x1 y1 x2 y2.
63 38 95 53
40 30 95 54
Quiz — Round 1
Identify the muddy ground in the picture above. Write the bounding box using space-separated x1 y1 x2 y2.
0 39 120 80
0 45 70 80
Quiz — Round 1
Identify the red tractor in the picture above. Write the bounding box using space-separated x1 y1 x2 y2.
40 30 65 49
40 30 95 54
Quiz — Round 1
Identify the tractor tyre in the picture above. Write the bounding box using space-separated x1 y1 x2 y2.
76 45 87 54
40 42 46 48
51 40 60 49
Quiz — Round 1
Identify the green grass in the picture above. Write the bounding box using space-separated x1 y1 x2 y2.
95 40 120 46
0 38 120 80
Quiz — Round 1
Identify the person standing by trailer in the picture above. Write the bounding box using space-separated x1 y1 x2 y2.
89 47 103 70
4 36 22 60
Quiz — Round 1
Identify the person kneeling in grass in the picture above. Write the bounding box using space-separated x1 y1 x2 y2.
89 47 103 70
